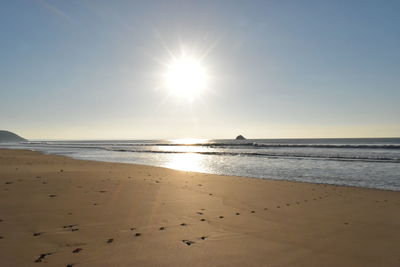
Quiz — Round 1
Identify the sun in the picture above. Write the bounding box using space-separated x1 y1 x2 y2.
163 52 208 101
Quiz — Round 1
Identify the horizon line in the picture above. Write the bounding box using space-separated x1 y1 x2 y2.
25 136 400 141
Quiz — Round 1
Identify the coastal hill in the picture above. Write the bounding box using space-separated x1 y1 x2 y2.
0 130 27 142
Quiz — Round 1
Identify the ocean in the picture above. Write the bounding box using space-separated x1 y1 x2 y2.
1 138 399 191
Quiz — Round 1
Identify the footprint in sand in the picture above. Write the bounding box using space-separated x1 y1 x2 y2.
107 238 114 243
49 194 57 198
182 240 195 246
33 232 44 237
251 211 255 213
196 212 204 215
159 227 166 231
219 216 224 219
134 233 142 237
72 248 82 253
200 218 206 222
63 225 79 232
200 236 207 240
236 212 240 215
180 223 187 226
34 252 52 262
63 224 78 229
0 236 3 239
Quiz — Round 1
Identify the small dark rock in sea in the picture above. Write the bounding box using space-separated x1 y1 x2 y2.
235 135 246 140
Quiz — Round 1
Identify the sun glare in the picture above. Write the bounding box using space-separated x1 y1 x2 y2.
163 52 208 101
170 138 208 145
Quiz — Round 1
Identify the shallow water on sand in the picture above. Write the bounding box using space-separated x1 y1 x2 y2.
2 138 400 191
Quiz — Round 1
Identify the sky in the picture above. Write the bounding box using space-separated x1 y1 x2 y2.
0 0 399 140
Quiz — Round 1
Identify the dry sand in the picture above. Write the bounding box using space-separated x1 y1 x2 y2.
0 149 399 266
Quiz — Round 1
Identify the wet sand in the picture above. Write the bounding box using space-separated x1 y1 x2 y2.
0 149 399 266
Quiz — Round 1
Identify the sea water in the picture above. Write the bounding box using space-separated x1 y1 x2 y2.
1 138 399 191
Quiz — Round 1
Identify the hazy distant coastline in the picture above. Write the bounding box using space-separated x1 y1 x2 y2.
0 130 26 143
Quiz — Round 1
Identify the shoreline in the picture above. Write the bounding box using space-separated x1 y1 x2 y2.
1 146 398 192
1 149 399 266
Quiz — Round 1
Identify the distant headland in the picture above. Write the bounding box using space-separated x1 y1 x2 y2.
0 130 27 142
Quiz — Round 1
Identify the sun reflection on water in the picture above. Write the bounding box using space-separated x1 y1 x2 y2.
164 153 206 173
169 138 208 145
158 145 208 153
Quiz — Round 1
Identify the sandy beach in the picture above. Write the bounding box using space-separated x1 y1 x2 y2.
0 148 399 267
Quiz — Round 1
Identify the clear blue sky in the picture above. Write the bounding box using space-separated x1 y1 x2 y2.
1 0 399 139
